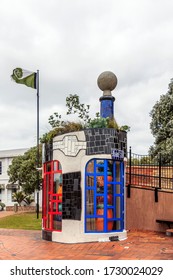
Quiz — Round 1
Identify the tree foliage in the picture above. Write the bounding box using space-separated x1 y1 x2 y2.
12 191 27 206
149 79 173 163
66 94 91 124
48 94 90 129
8 146 42 195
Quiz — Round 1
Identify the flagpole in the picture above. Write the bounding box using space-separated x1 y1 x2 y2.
36 70 40 219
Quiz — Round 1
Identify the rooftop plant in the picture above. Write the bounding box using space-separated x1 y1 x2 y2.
40 94 130 143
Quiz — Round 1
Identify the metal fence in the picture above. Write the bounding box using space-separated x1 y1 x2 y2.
126 147 173 191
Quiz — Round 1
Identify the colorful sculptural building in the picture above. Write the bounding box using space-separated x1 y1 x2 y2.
42 71 127 243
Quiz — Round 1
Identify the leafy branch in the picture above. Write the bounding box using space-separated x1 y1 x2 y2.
40 94 130 143
66 94 91 124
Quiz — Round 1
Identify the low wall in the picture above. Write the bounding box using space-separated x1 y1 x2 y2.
6 206 36 212
126 185 173 232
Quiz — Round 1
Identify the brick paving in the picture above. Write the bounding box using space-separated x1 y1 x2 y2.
0 211 173 260
0 228 173 260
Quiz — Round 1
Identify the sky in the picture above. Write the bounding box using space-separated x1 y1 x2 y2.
0 0 173 155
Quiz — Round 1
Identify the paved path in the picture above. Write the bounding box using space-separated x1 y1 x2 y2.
0 228 173 260
0 211 18 218
0 211 173 260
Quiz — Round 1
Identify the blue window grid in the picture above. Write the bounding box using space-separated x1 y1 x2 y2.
85 159 125 233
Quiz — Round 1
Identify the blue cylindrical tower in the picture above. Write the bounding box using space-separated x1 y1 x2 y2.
97 71 117 119
99 95 115 119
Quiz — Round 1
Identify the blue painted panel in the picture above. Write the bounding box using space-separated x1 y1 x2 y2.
100 99 114 118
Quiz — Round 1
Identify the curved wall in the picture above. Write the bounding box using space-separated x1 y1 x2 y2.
42 128 127 243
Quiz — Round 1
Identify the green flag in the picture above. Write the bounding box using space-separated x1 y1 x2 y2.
11 68 37 89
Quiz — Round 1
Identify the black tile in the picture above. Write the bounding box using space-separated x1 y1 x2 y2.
62 172 81 220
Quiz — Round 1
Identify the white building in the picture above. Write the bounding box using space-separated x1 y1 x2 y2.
0 148 28 206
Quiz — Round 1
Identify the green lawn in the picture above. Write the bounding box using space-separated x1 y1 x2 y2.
0 212 42 230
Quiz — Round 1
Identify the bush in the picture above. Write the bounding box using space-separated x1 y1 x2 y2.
0 202 5 211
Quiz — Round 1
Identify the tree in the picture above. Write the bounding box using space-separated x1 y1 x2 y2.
12 191 26 206
149 79 173 163
48 94 91 128
8 146 42 195
23 195 35 205
66 94 91 124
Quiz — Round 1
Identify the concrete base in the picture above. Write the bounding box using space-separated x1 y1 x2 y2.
166 229 173 236
42 228 127 243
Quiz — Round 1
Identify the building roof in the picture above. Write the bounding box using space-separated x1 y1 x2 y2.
0 148 29 158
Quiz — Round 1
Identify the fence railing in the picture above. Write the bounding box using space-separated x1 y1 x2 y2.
126 147 173 191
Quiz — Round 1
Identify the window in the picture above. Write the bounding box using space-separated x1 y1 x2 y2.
85 159 124 233
0 161 2 175
43 160 62 231
11 189 17 202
